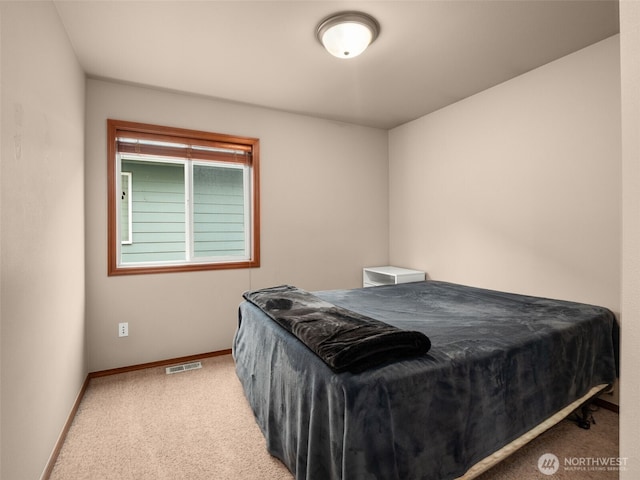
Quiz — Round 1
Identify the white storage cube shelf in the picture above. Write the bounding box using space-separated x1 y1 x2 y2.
363 266 426 288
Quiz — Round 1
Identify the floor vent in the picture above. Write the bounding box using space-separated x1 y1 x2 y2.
165 361 202 375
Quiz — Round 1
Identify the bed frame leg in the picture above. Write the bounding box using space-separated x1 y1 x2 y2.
571 384 612 429
574 403 595 429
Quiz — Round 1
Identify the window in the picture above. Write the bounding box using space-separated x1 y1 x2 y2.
107 119 260 275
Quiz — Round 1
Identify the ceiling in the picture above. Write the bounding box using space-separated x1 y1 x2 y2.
53 1 619 130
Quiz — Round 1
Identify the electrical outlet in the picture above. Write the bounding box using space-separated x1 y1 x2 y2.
118 322 129 337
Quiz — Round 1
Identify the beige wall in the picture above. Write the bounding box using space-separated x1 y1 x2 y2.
620 1 640 477
389 32 632 468
389 36 621 312
0 2 86 479
85 79 389 372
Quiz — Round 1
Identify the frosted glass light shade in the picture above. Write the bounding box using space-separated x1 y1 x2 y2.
316 12 380 59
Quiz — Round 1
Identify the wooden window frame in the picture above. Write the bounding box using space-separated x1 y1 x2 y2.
107 119 260 276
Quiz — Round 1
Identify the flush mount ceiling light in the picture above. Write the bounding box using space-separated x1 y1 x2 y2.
316 11 380 59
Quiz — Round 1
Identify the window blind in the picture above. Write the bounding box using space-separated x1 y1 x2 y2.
116 136 251 164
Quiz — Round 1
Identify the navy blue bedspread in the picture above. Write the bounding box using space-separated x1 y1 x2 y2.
232 281 618 480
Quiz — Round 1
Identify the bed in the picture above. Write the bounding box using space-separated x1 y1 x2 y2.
232 280 618 480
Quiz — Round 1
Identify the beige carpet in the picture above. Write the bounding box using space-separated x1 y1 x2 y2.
51 354 619 479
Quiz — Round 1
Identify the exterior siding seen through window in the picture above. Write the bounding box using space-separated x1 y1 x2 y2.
121 159 186 263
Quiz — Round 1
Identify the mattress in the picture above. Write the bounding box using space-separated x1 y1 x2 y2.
233 281 618 480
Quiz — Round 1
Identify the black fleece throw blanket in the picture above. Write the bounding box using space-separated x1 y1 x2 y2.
243 285 431 373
